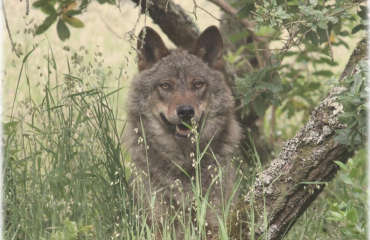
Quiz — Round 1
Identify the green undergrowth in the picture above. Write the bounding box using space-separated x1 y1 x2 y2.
3 43 367 239
3 43 131 239
2 43 254 239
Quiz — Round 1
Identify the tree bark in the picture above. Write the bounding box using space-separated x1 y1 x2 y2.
131 0 200 49
227 37 368 240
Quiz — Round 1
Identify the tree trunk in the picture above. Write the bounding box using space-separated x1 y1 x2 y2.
227 37 368 240
131 0 200 49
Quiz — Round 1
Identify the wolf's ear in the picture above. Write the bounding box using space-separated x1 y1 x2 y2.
193 26 223 69
137 27 169 71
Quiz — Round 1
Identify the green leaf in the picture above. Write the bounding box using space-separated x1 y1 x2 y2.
35 14 57 35
253 96 267 118
358 60 369 76
313 70 334 77
317 21 328 29
339 174 354 185
351 24 366 34
32 0 48 8
57 18 70 41
274 6 291 19
349 168 358 179
350 74 362 94
334 161 348 171
243 92 255 105
346 208 358 223
317 28 329 44
310 23 317 31
269 71 283 93
282 83 292 94
305 31 319 46
78 225 93 234
238 4 255 19
41 5 57 15
338 112 356 122
360 173 367 185
266 95 282 106
62 15 84 28
339 30 350 36
314 57 338 66
309 0 317 6
63 220 78 240
66 9 83 16
330 211 344 220
332 17 342 34
358 6 368 20
270 18 277 27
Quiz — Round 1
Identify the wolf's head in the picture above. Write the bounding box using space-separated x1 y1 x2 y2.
127 26 236 143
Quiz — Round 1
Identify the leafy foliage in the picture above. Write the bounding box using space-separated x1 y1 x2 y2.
334 60 368 148
33 0 104 41
232 0 367 121
327 157 368 239
235 63 288 118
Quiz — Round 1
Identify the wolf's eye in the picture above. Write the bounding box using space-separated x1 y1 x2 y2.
194 81 204 88
160 83 170 90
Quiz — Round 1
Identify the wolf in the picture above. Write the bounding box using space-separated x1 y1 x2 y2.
124 26 242 239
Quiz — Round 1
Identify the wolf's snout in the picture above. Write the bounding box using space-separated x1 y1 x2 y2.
177 105 194 120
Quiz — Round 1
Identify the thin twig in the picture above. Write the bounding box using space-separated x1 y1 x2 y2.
274 0 309 62
192 0 198 20
253 48 284 51
179 4 229 22
207 0 265 42
269 105 276 145
26 0 29 15
292 39 304 53
2 0 20 58
165 0 170 12
325 29 334 61
323 2 334 61
253 38 263 68
101 17 124 40
196 5 228 22
117 0 122 12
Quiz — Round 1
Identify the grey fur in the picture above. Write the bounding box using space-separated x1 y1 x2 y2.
124 27 242 238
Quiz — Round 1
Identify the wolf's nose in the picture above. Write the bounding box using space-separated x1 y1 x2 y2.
177 105 195 120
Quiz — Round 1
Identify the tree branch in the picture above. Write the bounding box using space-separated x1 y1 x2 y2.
131 0 200 49
227 37 368 239
207 0 265 43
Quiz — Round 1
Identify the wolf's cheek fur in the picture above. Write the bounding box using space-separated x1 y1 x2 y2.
152 101 174 128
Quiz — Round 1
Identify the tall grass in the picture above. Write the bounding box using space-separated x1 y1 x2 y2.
3 42 367 240
3 43 251 239
3 43 131 239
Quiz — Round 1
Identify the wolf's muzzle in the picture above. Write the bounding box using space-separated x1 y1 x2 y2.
176 105 194 121
160 112 194 139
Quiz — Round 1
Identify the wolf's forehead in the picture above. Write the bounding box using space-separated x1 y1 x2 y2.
161 51 206 76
